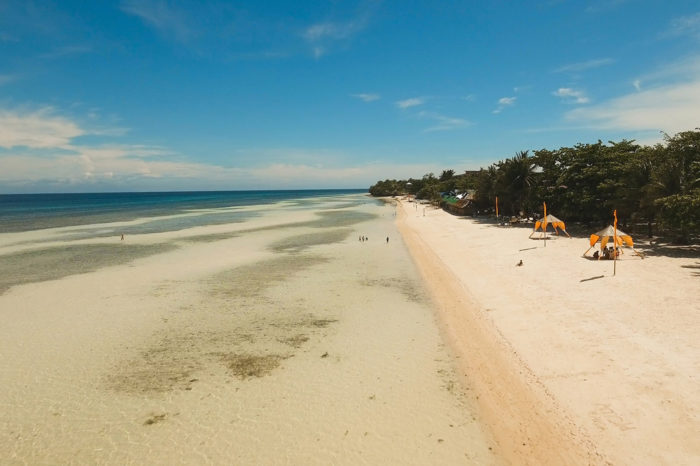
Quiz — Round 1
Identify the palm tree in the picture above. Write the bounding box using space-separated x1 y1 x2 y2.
496 151 535 217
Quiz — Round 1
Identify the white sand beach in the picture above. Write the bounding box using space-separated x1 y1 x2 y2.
396 199 700 465
0 196 497 465
3 193 697 465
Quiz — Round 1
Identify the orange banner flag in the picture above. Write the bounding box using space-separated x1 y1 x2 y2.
495 196 499 217
614 209 618 246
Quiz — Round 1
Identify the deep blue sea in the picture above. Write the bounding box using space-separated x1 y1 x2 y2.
0 189 366 233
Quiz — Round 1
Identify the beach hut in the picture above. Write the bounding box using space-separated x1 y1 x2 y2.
583 225 642 258
529 214 571 238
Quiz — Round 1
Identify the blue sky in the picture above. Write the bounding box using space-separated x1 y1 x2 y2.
1 1 699 193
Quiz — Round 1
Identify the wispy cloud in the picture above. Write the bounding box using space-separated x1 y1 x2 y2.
666 11 700 39
552 87 590 104
303 21 364 42
417 111 471 132
554 58 615 73
561 55 700 137
0 149 442 192
301 4 377 59
0 108 84 149
0 105 400 191
493 96 516 114
302 18 368 58
39 45 92 59
565 79 700 135
351 93 380 102
120 0 195 43
396 97 425 109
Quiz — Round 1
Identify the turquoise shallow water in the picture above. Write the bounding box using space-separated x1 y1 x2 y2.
0 191 376 295
0 189 366 233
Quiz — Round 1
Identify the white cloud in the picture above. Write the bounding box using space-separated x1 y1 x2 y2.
303 21 363 41
0 108 84 149
120 0 194 43
493 96 516 114
632 79 641 91
553 87 590 104
554 58 615 73
0 104 425 191
396 98 424 109
565 79 700 134
0 146 442 192
418 112 471 132
302 15 370 58
667 12 700 39
351 93 380 102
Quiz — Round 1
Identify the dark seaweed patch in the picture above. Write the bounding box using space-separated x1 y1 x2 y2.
360 277 427 303
268 228 352 253
208 254 328 299
219 353 289 379
177 232 240 243
0 243 178 295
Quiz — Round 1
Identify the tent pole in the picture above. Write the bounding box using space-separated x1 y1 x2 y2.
583 246 593 257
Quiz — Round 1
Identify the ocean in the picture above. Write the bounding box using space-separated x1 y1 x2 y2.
0 189 366 233
0 189 369 294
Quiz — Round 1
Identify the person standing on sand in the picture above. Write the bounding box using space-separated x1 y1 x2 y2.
120 234 124 240
386 236 389 244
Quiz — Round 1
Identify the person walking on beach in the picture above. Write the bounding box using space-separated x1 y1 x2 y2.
120 234 124 241
386 236 389 244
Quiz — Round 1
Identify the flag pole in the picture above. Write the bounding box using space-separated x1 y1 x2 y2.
543 202 547 247
495 196 499 220
613 209 618 276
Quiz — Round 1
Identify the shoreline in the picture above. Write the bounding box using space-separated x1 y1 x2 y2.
396 200 597 465
395 198 700 465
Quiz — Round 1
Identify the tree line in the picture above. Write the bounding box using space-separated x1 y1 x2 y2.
369 129 700 242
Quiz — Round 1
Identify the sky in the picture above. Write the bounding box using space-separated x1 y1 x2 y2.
1 0 700 193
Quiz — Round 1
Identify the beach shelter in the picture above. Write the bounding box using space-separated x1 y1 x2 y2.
529 214 571 238
583 225 641 258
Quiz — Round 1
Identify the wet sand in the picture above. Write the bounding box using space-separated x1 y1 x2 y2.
396 199 700 465
0 195 497 465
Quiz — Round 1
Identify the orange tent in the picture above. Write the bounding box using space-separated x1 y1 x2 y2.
583 225 643 258
529 214 571 238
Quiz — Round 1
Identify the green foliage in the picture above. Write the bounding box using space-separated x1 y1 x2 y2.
367 129 700 242
655 193 700 243
368 179 404 196
439 169 455 182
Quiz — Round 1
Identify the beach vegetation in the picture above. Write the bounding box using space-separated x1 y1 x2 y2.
369 129 700 242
